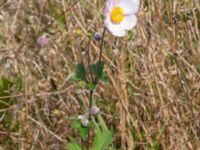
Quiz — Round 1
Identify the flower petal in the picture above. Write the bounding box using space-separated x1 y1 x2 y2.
105 0 114 14
117 0 140 15
110 26 126 37
105 14 126 37
120 14 137 30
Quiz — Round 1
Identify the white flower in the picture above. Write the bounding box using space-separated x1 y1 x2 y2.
77 113 89 120
104 0 140 37
78 114 89 127
81 118 89 127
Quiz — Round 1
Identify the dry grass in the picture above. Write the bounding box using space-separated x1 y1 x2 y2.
0 0 200 149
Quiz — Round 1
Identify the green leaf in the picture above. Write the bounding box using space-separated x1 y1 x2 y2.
0 77 15 110
87 32 93 39
100 72 109 83
90 61 105 78
98 115 108 131
78 81 87 88
73 120 89 139
0 77 13 91
75 63 87 81
93 130 114 150
128 31 134 41
87 83 96 90
67 142 82 150
150 140 160 150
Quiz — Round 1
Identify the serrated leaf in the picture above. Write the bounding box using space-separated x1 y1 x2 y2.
75 63 87 81
93 130 114 150
90 61 105 78
67 142 82 150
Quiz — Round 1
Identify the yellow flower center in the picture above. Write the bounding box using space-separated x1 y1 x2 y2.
111 7 124 24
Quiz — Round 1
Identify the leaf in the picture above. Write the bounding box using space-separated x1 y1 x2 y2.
90 61 105 78
93 130 114 150
0 77 13 91
128 31 134 41
73 120 89 139
150 140 160 150
87 83 96 90
67 142 82 150
78 81 86 88
0 76 18 111
97 115 108 131
75 63 87 81
0 77 14 109
100 72 109 83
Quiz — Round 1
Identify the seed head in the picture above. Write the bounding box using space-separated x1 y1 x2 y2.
90 106 100 116
94 32 102 41
37 34 49 47
81 118 89 127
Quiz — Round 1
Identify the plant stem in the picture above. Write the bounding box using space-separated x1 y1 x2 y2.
94 27 106 84
81 137 84 150
87 38 95 82
86 27 106 150
88 90 93 120
86 90 93 150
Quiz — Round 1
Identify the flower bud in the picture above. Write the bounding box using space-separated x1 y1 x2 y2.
78 115 84 120
37 34 49 47
94 32 102 41
78 113 89 120
81 118 89 127
89 106 100 116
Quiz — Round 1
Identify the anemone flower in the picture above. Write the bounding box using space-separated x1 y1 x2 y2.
104 0 140 37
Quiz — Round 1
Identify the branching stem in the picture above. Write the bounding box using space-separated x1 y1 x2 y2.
86 27 106 150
